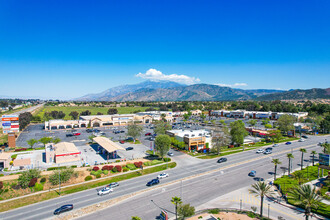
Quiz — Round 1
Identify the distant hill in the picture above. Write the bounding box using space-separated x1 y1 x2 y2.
76 80 183 101
257 88 330 100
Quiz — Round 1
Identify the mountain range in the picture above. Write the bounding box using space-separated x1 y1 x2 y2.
76 80 329 101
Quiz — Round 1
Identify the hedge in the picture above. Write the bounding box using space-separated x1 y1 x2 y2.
47 166 67 171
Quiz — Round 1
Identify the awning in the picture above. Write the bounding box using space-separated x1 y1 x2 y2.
93 136 125 153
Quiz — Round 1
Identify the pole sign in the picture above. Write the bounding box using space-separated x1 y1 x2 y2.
1 115 19 134
319 153 330 166
159 210 168 220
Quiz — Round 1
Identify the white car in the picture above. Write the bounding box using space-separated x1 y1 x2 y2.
298 139 305 142
256 149 264 154
97 187 113 196
273 144 279 147
157 173 169 179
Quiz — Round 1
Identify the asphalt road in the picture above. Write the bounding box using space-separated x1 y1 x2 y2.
0 135 327 220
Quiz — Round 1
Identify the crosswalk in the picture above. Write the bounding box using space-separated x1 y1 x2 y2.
231 193 260 206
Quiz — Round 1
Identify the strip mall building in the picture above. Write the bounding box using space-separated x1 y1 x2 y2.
44 111 173 130
209 110 308 120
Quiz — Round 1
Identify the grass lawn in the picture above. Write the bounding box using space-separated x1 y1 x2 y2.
37 106 156 121
0 162 176 212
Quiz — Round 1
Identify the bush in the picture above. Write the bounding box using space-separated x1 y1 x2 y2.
208 208 220 214
163 158 171 162
71 165 77 168
40 177 46 183
96 174 101 178
115 160 120 162
115 165 122 172
90 171 96 176
144 161 152 166
29 177 38 187
0 174 4 177
103 170 109 175
93 166 99 171
11 154 17 159
0 182 3 189
34 183 43 191
112 167 117 173
91 170 102 176
151 160 163 165
14 148 27 152
85 175 93 181
102 165 113 171
134 161 143 168
18 169 41 189
126 164 137 170
123 167 129 172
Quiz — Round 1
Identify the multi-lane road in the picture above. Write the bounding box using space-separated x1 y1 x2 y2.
0 135 328 220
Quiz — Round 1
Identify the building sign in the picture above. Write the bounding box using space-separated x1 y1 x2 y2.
319 153 330 166
159 210 168 220
56 152 81 157
1 115 19 134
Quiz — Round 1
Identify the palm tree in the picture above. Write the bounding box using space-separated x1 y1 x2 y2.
249 181 274 218
300 148 307 170
311 151 317 166
288 185 322 220
293 171 306 185
287 153 294 175
271 158 281 180
171 196 182 220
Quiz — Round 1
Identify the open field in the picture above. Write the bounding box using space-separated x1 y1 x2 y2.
37 106 156 120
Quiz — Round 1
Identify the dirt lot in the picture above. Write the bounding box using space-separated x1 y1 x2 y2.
188 212 256 220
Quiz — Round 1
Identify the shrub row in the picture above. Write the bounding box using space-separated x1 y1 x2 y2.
47 166 67 171
102 165 114 171
14 148 27 152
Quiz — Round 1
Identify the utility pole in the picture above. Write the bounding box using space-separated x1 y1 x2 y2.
59 165 61 195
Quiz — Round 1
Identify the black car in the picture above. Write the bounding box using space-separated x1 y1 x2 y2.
66 133 74 137
265 147 273 151
126 147 134 151
217 158 227 163
120 130 125 133
86 129 93 133
302 135 308 139
146 179 159 186
54 204 73 215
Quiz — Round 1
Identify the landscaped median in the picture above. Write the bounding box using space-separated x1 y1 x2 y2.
0 162 176 212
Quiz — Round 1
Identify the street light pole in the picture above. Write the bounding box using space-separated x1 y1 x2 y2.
240 199 242 212
268 203 270 219
59 165 61 195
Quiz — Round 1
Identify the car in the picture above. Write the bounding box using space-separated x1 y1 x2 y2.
93 129 100 133
318 142 323 146
146 179 160 186
256 149 264 154
113 130 120 134
273 144 279 147
265 147 273 151
264 150 272 154
285 142 292 145
217 157 227 163
119 140 125 144
126 147 134 151
73 132 81 136
167 152 174 156
149 137 155 141
120 130 125 133
107 182 119 188
126 137 134 141
302 135 308 139
86 129 93 133
97 187 113 196
248 170 256 177
54 204 74 215
157 173 169 179
298 139 305 142
145 133 152 136
66 133 74 137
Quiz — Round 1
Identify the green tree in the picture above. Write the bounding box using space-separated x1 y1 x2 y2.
200 113 206 120
178 203 195 220
171 196 182 220
293 171 306 185
321 142 330 154
154 120 171 135
277 114 296 135
183 114 189 121
288 185 322 220
131 217 141 220
299 148 307 170
270 130 282 143
69 111 79 120
248 181 274 218
271 158 281 180
264 124 272 129
155 135 171 159
27 139 38 149
52 137 61 144
212 126 230 155
107 108 118 115
287 153 294 175
39 137 53 147
248 119 257 127
127 124 143 143
49 167 75 185
18 169 41 189
311 151 317 166
230 120 248 146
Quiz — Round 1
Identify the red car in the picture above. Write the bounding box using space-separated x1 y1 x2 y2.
145 133 152 136
73 132 81 136
119 140 125 144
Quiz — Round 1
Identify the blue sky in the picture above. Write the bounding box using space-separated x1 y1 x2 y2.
0 0 329 99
